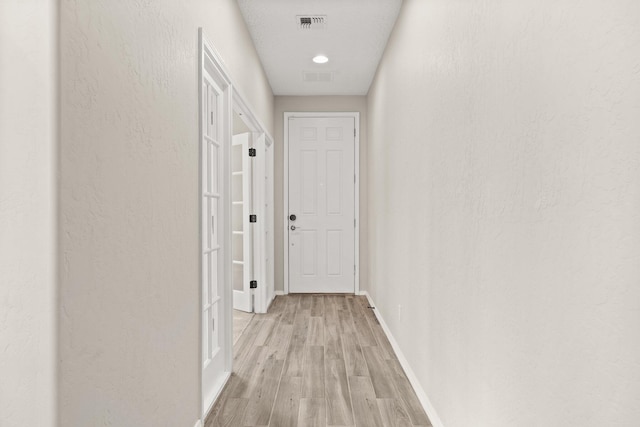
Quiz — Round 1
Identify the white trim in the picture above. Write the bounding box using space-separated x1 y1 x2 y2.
203 371 232 422
198 28 273 148
283 112 360 295
193 420 203 427
198 29 276 422
226 63 274 316
282 115 290 294
360 291 445 427
275 290 286 296
199 29 233 422
233 94 274 148
253 133 268 313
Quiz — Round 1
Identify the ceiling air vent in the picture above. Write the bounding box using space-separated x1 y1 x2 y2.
297 15 327 30
303 71 333 83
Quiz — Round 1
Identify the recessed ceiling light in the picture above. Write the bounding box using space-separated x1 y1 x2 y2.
312 55 329 64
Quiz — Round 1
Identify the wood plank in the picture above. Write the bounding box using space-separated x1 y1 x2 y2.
282 343 305 377
240 357 285 426
324 300 343 360
333 294 348 311
325 332 343 361
253 318 277 346
349 300 377 346
355 295 371 309
297 398 326 427
362 346 397 398
377 398 413 427
342 332 369 377
266 323 293 360
368 320 395 360
386 359 431 426
349 376 385 427
269 376 302 427
230 346 268 398
210 295 431 427
285 294 301 309
311 294 324 316
206 397 249 427
281 296 298 325
302 345 325 398
291 312 310 347
204 375 243 426
300 294 313 311
307 316 324 346
233 318 263 369
263 295 286 321
345 296 357 315
337 309 356 335
325 358 354 426
271 295 287 312
357 300 395 360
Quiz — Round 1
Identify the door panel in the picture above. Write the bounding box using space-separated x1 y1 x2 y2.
254 135 274 312
288 117 356 293
232 133 252 312
201 71 226 412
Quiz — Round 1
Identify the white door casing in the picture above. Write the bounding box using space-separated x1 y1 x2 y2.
199 31 232 419
199 28 276 423
231 133 253 312
286 115 359 294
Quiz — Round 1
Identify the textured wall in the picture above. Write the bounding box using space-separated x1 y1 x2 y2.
0 1 57 426
367 1 640 426
273 96 368 293
59 1 273 425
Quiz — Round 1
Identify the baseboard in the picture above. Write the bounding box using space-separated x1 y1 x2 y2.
361 291 445 427
193 420 202 427
275 290 286 296
203 371 232 423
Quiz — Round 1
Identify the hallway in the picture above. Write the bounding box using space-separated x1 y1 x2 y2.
206 295 431 427
4 1 640 426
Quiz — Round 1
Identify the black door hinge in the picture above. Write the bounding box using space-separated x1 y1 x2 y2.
249 214 257 223
248 148 256 157
250 280 257 289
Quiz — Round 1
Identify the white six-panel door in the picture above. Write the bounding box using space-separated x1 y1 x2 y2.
288 117 356 293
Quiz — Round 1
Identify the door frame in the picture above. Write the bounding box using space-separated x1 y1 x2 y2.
198 29 275 423
232 104 274 315
199 30 232 420
231 133 253 313
283 112 360 295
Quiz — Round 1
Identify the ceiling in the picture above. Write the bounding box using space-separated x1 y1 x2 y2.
236 0 403 96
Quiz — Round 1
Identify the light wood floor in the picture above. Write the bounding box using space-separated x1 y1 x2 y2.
234 310 254 344
206 294 432 427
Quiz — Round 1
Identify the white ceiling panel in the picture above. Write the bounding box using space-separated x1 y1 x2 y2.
237 0 402 96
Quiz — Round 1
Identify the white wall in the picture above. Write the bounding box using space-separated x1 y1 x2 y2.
0 1 58 426
367 1 640 426
58 1 273 425
273 96 368 293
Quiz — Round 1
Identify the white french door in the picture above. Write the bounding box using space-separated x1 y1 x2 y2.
231 133 253 312
287 116 357 293
253 133 274 312
200 32 231 417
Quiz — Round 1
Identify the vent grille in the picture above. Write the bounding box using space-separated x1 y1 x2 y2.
297 15 327 30
303 71 333 83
